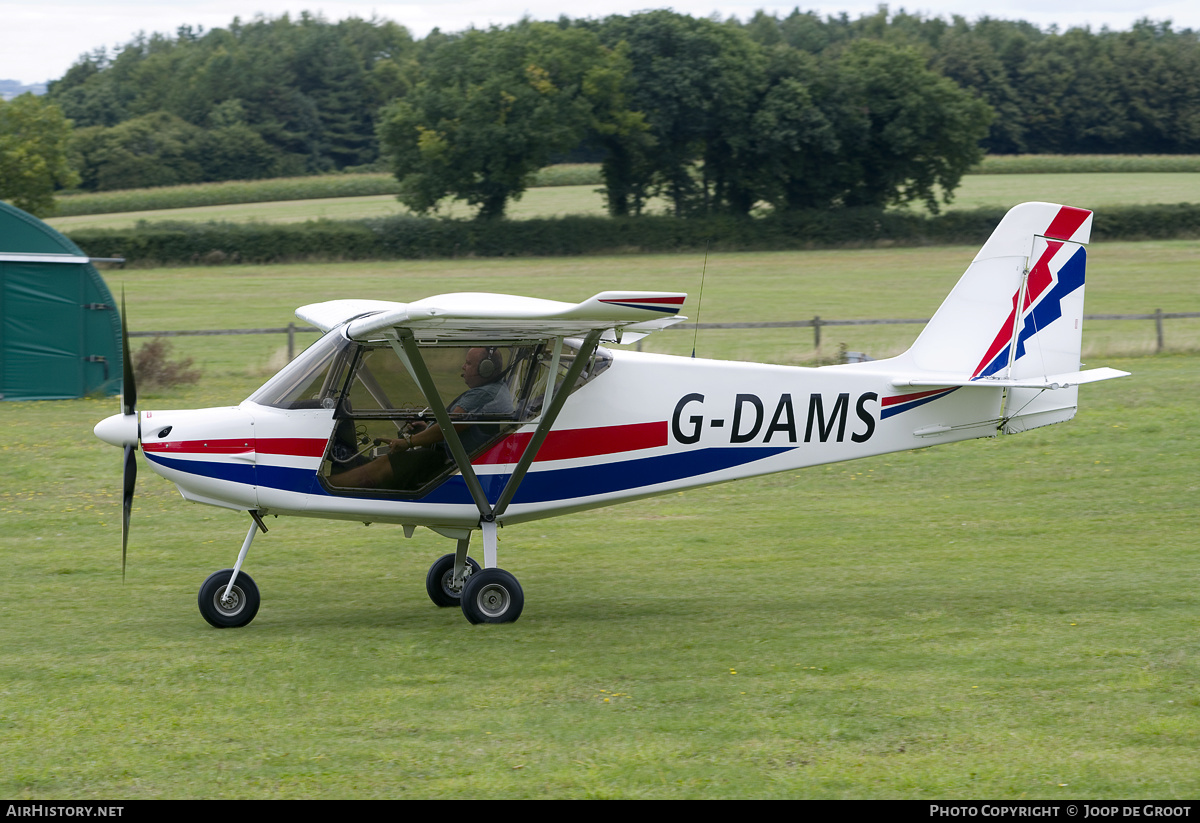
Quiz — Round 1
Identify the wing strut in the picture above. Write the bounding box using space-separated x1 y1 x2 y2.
396 330 495 520
491 330 602 520
394 329 603 529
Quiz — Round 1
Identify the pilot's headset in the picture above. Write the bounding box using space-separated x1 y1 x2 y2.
477 347 504 381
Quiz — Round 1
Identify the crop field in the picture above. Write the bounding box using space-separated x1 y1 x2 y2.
1 242 1197 798
45 172 1200 231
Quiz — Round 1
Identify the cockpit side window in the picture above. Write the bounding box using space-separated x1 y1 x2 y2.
341 343 541 419
320 339 610 496
323 342 540 495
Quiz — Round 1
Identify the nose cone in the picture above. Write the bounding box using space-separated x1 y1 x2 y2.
95 413 139 448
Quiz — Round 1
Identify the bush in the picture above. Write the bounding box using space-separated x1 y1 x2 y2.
64 203 1200 266
133 338 201 389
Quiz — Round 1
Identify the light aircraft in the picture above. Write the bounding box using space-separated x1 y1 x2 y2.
94 202 1128 627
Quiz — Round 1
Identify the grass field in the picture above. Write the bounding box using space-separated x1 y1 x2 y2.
45 172 1200 231
1 243 1197 798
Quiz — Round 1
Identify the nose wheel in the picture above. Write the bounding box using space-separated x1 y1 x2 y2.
198 568 261 628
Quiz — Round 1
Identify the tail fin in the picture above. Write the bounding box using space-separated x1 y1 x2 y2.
894 202 1126 433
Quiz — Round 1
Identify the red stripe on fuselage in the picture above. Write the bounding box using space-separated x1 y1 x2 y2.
882 388 952 406
143 425 670 463
141 438 252 454
140 437 326 457
474 421 669 465
257 438 328 457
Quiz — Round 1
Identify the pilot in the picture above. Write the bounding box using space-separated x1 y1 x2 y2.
329 346 513 490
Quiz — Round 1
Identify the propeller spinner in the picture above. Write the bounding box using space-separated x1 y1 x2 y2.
93 293 139 580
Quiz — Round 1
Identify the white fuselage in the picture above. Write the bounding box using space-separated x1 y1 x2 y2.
135 347 1006 531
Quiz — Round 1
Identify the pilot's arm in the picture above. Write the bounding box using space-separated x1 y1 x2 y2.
387 404 469 452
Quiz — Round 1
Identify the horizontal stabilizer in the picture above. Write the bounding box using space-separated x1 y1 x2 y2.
892 367 1129 391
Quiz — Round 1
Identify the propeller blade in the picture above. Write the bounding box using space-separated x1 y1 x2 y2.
119 290 138 582
122 442 136 581
121 290 137 417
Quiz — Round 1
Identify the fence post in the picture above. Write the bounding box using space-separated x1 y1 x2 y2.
1155 308 1164 353
813 315 822 350
288 322 295 361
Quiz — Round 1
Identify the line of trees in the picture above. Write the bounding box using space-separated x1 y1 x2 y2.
378 14 992 219
3 8 1199 218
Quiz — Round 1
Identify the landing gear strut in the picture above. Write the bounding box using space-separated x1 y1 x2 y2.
425 551 482 607
198 512 265 628
430 526 524 623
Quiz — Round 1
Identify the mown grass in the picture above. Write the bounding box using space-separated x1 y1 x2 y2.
911 173 1200 217
975 154 1200 174
51 157 1200 219
47 185 627 231
52 165 603 217
1 245 1195 798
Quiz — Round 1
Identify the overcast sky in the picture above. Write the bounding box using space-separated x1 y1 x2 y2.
3 0 1199 86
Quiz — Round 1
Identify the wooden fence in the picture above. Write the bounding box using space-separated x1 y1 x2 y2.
129 311 1199 360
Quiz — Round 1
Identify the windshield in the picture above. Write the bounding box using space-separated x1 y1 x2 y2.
247 330 354 410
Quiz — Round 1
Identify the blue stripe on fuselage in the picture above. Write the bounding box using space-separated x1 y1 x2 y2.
143 453 255 485
147 447 792 507
419 446 791 505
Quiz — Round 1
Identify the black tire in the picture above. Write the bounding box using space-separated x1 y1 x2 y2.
460 568 524 624
425 553 481 607
198 569 260 628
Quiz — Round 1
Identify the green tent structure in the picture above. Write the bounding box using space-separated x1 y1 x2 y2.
0 200 121 400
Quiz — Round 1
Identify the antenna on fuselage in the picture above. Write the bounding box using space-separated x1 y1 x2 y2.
691 242 709 358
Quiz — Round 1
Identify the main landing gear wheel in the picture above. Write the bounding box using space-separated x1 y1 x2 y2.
425 553 482 607
460 568 524 624
198 568 261 628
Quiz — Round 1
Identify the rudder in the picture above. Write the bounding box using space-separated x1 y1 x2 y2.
899 202 1100 433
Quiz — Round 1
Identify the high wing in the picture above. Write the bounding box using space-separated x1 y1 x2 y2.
297 291 688 343
295 299 405 333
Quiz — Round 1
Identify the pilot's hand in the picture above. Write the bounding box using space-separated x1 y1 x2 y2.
400 419 429 439
377 437 410 453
